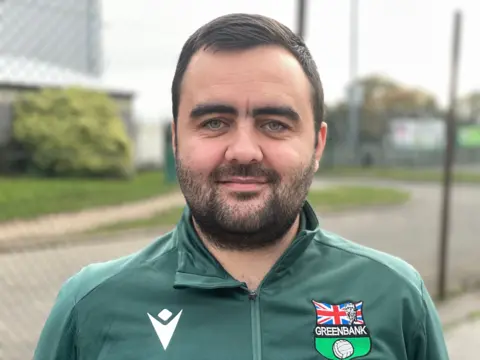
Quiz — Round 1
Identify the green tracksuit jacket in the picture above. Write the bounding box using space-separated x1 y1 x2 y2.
33 201 449 360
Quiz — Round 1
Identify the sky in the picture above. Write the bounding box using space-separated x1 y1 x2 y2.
100 0 480 122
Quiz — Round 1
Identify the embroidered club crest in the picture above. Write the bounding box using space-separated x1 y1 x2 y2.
312 300 372 359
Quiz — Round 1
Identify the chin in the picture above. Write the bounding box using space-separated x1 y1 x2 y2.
223 199 266 213
221 187 270 201
217 194 262 211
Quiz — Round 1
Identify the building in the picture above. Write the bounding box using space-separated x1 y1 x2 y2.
0 0 103 76
0 0 138 172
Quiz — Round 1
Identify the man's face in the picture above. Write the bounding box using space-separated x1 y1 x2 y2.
173 45 327 251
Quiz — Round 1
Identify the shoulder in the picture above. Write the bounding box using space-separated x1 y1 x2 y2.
60 229 178 307
312 228 423 296
33 231 179 358
311 229 435 333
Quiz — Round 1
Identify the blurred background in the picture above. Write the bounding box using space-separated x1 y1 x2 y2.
0 0 479 359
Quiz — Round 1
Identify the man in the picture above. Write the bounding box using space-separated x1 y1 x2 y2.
34 13 448 360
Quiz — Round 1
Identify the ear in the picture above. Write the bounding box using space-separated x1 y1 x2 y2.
314 122 328 172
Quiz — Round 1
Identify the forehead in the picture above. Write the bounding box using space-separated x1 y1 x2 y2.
179 45 312 112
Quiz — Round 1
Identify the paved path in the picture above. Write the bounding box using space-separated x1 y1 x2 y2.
1 179 479 359
437 291 480 359
0 192 185 243
445 317 480 359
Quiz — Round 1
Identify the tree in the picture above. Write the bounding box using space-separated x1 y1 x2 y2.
358 74 439 115
326 74 441 142
12 87 133 178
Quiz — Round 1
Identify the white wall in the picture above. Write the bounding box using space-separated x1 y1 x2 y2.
134 121 166 169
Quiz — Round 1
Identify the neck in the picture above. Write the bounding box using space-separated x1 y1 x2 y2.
193 216 301 291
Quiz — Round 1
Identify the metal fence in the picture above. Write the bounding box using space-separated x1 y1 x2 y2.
0 1 479 360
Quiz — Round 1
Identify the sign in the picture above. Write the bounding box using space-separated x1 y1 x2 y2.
390 118 445 150
458 126 480 148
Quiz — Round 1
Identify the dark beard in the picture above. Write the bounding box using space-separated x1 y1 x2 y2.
175 156 316 251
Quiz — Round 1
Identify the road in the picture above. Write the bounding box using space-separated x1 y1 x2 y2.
0 179 479 360
313 178 480 294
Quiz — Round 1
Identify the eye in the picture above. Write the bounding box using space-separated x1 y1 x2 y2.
202 119 227 130
263 121 287 132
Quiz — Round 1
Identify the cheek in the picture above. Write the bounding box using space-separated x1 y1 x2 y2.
178 139 225 173
263 142 311 173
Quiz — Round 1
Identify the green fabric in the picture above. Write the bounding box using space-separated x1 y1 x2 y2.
33 201 448 360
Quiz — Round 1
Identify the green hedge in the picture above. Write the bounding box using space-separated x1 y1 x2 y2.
12 87 133 178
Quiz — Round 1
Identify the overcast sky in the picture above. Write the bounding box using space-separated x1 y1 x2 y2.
100 0 480 121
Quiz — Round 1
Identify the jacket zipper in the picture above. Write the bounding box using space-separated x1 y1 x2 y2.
248 290 262 360
243 233 310 360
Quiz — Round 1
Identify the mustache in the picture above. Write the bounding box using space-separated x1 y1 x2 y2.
210 164 281 183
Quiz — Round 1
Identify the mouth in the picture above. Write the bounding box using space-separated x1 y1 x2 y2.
217 177 269 191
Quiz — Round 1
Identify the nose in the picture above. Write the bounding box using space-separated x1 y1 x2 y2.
224 123 263 164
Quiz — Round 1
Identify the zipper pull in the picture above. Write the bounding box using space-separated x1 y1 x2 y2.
248 290 258 300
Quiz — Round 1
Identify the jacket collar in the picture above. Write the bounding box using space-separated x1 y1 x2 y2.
173 201 320 289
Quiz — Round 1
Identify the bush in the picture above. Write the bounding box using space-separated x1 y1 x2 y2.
12 87 133 178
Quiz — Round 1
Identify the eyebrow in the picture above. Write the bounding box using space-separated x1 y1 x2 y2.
190 103 300 122
190 103 238 118
252 106 300 122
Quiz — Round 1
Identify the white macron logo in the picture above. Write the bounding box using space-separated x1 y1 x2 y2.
148 308 183 350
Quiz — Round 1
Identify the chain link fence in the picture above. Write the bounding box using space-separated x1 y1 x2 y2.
1 1 480 360
0 1 120 359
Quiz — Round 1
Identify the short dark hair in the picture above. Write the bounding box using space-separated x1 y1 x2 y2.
171 13 324 136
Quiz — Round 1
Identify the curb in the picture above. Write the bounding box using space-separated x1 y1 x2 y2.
437 291 480 330
0 226 173 254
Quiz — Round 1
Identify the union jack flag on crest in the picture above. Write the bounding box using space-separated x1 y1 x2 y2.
313 300 364 325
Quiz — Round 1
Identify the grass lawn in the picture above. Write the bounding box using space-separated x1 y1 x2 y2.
309 185 410 212
320 167 480 183
89 185 410 235
0 171 179 223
